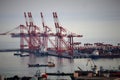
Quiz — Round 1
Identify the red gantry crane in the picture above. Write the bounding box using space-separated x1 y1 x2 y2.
53 12 82 56
20 12 42 53
53 12 67 55
0 12 83 58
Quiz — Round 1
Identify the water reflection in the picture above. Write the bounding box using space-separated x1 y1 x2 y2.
0 52 120 79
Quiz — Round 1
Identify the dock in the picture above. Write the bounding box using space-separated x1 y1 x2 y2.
46 72 73 76
0 49 20 52
0 48 120 59
75 76 120 80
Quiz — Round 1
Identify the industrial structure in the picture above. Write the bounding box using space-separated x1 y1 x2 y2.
0 12 82 57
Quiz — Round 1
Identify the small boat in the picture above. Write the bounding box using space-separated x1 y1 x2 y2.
28 62 55 67
14 51 21 56
47 61 55 67
28 64 48 67
47 58 55 67
14 53 21 56
20 53 29 57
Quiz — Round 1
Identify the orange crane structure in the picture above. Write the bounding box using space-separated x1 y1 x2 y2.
0 12 83 57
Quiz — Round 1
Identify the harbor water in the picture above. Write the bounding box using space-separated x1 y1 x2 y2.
0 52 120 79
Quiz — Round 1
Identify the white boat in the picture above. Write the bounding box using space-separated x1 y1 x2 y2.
20 53 29 57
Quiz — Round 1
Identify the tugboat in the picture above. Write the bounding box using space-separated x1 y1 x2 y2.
47 61 55 67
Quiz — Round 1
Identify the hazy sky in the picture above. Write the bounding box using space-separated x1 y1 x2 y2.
0 0 120 48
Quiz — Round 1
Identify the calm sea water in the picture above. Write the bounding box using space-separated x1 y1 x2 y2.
0 52 120 79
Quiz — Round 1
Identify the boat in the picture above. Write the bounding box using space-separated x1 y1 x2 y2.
47 57 55 67
14 53 21 56
20 53 29 57
14 51 30 57
47 61 55 67
28 62 55 67
28 64 48 67
14 51 21 56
